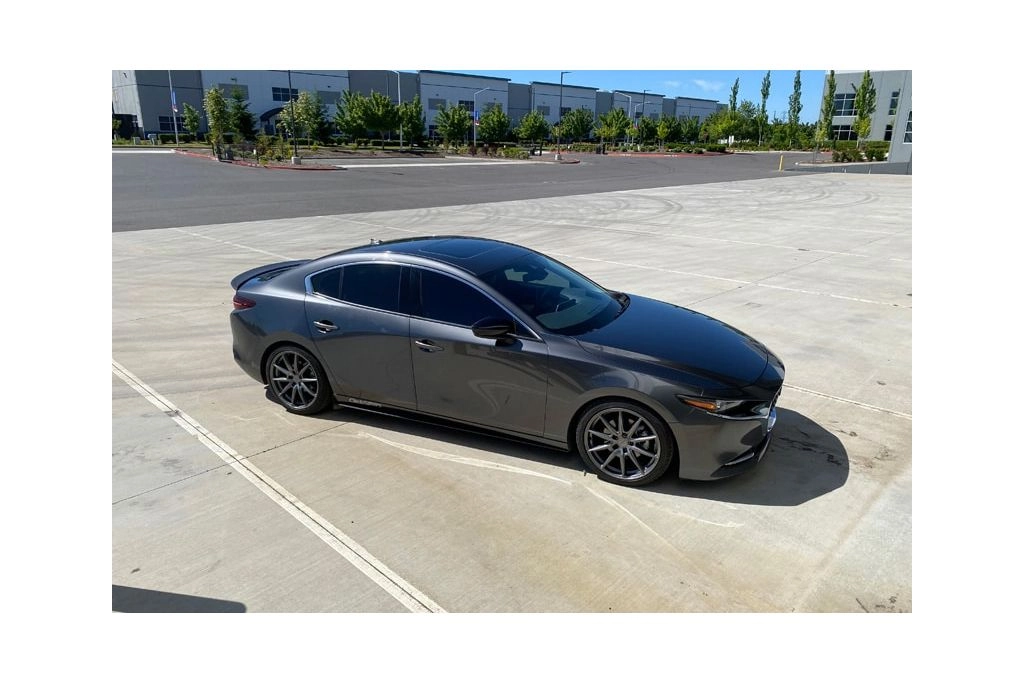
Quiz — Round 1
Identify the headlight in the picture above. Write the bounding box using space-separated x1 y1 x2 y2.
677 396 747 413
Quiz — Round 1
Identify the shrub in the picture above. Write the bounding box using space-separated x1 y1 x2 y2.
497 147 529 160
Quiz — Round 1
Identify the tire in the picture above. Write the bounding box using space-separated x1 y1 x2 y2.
575 401 674 486
264 346 333 415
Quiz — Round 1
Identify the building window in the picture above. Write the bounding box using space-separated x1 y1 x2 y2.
219 83 249 99
831 125 857 141
884 124 893 142
903 111 912 143
158 116 185 132
888 90 900 116
833 93 855 117
428 98 446 110
458 100 473 112
272 87 298 102
535 105 550 116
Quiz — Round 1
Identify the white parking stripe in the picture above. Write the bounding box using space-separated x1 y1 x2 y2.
784 384 911 420
112 359 446 613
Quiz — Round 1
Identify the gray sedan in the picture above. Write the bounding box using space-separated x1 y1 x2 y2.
230 236 784 486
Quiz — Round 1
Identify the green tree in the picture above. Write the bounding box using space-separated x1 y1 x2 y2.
636 115 657 145
435 103 472 149
679 115 700 143
362 91 399 148
737 100 759 142
399 94 426 145
729 78 740 111
758 71 771 146
297 91 327 143
655 117 674 149
112 117 120 140
561 108 594 143
853 70 877 149
334 90 369 144
815 70 837 149
203 86 228 157
228 87 257 141
515 110 550 146
477 102 510 144
182 102 201 141
787 71 803 147
596 108 629 144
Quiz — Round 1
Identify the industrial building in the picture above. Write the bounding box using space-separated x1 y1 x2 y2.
823 70 912 164
111 69 725 141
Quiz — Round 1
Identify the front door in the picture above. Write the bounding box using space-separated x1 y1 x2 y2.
408 268 548 436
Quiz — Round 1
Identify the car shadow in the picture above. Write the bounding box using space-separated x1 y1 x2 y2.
297 401 847 507
647 408 849 506
112 585 247 613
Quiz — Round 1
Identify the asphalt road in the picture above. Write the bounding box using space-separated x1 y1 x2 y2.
112 150 818 232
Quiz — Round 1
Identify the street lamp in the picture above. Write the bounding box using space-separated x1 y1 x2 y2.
391 70 403 151
287 70 298 162
556 71 571 160
472 87 490 148
612 91 632 146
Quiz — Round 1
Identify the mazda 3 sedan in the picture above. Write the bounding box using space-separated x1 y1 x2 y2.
230 236 784 486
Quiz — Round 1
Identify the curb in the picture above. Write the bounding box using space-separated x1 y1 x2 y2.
173 148 338 170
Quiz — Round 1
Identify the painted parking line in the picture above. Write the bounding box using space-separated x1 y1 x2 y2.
111 359 446 613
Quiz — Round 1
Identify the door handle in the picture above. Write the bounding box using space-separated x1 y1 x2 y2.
313 320 338 333
414 339 444 352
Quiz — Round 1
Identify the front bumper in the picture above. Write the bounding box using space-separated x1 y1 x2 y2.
671 404 777 481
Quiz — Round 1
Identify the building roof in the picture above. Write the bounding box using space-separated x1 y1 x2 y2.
419 70 511 82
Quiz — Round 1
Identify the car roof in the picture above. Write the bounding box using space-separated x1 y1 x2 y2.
322 236 535 277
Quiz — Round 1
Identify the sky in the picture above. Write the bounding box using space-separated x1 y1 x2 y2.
467 70 824 123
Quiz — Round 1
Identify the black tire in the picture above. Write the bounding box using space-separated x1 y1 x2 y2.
264 346 333 415
575 401 674 486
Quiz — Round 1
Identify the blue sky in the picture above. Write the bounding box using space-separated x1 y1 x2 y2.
467 70 825 123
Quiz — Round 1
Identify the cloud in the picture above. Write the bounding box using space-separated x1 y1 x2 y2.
693 79 725 92
663 80 681 89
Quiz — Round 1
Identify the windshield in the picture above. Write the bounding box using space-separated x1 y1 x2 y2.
479 252 625 335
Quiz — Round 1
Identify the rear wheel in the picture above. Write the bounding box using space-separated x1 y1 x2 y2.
265 346 332 415
576 402 674 486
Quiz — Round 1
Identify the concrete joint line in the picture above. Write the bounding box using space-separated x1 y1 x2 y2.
112 359 445 613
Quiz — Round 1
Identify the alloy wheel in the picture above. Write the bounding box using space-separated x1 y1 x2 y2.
583 407 662 482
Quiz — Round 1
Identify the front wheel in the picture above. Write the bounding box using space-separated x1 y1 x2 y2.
265 346 333 415
575 402 674 486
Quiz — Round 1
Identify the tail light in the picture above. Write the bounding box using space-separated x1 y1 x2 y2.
232 294 256 310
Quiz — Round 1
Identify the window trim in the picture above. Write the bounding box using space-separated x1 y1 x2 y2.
304 261 407 315
408 265 542 341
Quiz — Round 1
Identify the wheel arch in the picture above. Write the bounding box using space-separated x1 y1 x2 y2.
566 392 680 462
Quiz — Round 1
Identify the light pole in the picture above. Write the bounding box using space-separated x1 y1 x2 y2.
472 87 490 148
167 70 179 146
556 71 571 160
391 70 403 151
612 91 632 147
287 70 298 162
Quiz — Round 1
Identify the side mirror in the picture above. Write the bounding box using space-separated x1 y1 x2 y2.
472 317 516 342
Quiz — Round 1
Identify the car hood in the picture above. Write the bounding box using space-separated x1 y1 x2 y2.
574 294 770 388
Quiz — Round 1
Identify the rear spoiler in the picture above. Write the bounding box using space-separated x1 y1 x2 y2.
230 260 310 290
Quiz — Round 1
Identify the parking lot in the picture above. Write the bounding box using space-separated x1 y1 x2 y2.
112 167 911 613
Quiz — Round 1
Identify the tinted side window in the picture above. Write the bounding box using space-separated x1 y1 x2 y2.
310 267 342 299
417 270 506 327
340 263 402 312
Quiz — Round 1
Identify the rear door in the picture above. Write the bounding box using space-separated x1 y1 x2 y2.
407 267 548 436
304 262 416 409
